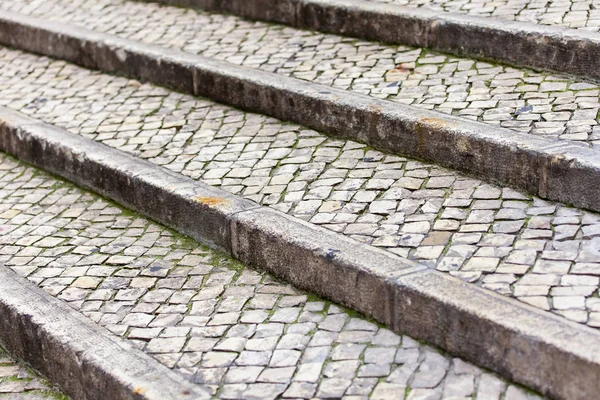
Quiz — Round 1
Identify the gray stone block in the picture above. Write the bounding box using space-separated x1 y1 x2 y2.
230 206 425 321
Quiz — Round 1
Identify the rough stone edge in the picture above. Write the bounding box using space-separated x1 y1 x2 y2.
0 267 209 400
1 12 600 214
2 109 600 400
143 0 600 80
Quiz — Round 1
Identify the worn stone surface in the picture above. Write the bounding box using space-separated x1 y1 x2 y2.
1 48 599 328
0 153 547 399
0 346 67 400
1 0 600 147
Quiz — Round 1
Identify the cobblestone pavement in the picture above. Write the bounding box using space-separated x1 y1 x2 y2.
2 0 600 147
0 346 67 399
1 47 600 328
370 0 600 31
0 153 544 400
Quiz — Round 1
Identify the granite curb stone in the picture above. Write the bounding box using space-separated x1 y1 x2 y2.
2 107 600 399
0 266 209 400
143 0 600 80
1 11 600 214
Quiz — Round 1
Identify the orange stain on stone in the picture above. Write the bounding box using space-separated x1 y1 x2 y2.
194 196 229 207
420 117 454 128
367 104 383 113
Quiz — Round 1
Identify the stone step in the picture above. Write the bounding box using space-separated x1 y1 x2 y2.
139 0 600 80
0 259 206 399
1 9 600 212
2 104 600 399
0 152 546 400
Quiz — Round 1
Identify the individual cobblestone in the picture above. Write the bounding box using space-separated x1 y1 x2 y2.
2 0 600 146
0 153 544 399
1 48 600 328
0 346 68 399
370 0 600 31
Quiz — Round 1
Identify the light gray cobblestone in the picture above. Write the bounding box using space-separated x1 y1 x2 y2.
0 346 68 399
370 0 600 31
1 47 599 328
1 0 600 146
0 153 545 399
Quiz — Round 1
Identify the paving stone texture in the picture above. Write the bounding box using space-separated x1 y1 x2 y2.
369 0 600 31
0 153 547 400
0 346 68 400
2 0 600 147
2 47 600 329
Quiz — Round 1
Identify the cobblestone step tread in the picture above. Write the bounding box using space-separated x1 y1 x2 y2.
0 152 547 400
1 10 600 214
1 107 600 400
141 0 600 79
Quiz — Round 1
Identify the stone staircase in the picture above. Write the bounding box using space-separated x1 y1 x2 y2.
0 0 599 399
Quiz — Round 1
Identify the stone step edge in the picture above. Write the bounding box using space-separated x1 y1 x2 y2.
146 0 600 80
0 267 209 400
1 12 600 215
2 108 600 400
